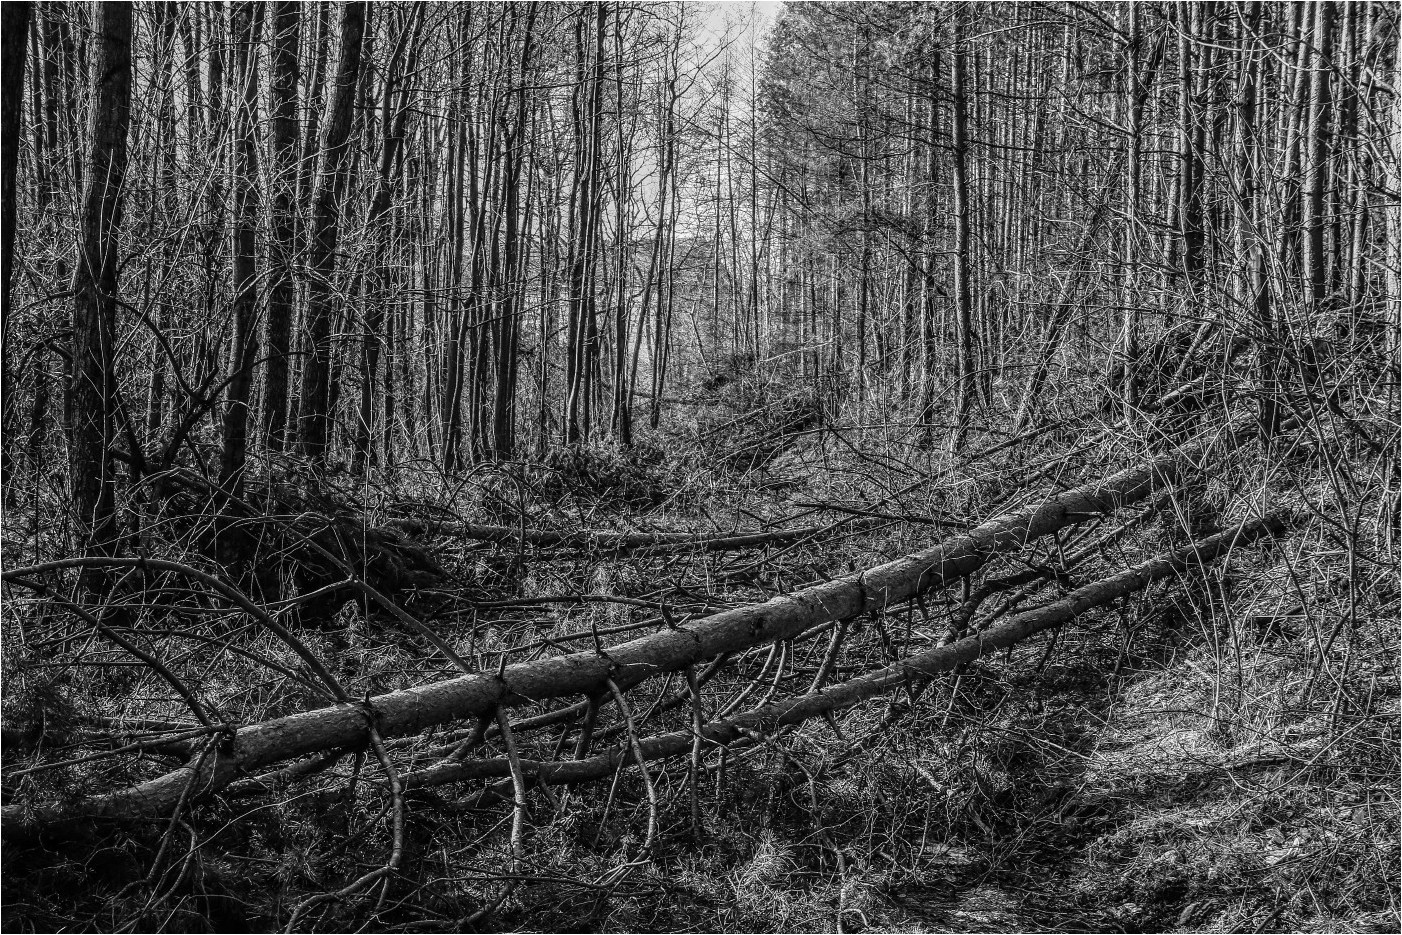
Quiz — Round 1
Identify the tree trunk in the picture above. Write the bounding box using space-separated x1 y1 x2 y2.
1 1 32 482
295 1 367 464
1110 4 1143 415
490 4 538 460
67 1 133 591
219 1 263 507
1234 1 1278 442
1303 1 1334 312
950 9 975 451
1178 4 1205 285
354 7 420 472
392 512 1293 796
261 1 300 452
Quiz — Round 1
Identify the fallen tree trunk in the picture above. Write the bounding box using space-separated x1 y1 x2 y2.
0 423 1251 835
384 515 889 552
396 509 1295 791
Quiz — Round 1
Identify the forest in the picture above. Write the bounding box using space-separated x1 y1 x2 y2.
0 1 1397 931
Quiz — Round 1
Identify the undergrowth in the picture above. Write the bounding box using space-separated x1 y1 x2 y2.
2 359 1397 934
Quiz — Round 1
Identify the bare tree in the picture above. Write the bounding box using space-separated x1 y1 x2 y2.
296 0 367 464
219 1 264 506
950 7 976 451
261 1 301 452
1 2 32 484
67 0 133 586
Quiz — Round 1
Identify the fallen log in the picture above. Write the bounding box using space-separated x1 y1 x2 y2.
397 510 1296 791
384 515 889 552
0 422 1252 836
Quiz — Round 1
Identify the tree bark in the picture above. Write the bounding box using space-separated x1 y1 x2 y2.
950 9 976 451
1302 1 1335 311
261 1 300 452
219 1 263 507
67 1 133 591
295 0 367 464
1 1 32 481
353 6 421 472
490 3 539 459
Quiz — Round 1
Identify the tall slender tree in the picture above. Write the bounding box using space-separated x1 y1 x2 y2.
219 1 264 503
296 1 367 464
262 1 301 452
949 7 976 451
68 1 133 585
1 2 33 484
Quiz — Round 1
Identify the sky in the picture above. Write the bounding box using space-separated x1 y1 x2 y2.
698 1 785 53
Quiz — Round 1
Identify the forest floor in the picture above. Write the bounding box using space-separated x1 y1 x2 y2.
533 603 1398 934
2 365 1398 933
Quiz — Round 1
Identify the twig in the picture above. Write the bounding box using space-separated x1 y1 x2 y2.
285 710 404 932
5 575 218 726
5 558 347 702
4 726 222 778
685 667 705 834
608 678 658 854
460 708 530 928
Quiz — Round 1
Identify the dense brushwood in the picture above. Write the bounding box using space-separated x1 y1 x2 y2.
1 419 1256 836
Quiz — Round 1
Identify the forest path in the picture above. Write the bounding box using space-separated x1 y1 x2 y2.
865 604 1395 935
861 624 1168 934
